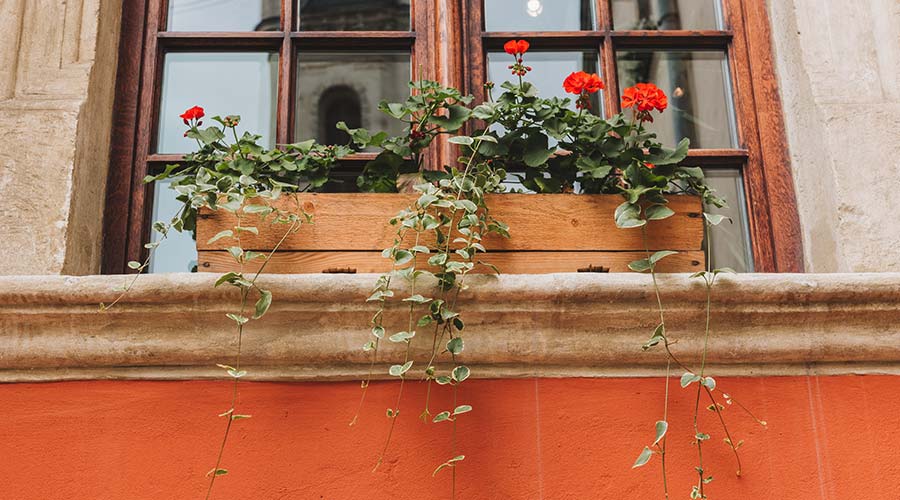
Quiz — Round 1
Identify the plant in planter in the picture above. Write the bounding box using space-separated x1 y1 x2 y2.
101 37 765 500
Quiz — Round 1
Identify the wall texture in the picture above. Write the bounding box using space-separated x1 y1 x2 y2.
3 376 898 499
768 0 900 272
0 0 120 275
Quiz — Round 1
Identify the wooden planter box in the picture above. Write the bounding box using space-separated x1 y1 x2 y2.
197 193 704 274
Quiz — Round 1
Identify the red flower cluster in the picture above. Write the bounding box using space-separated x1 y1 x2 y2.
504 39 532 77
562 71 604 110
621 83 668 113
179 105 205 125
503 39 530 56
563 71 604 95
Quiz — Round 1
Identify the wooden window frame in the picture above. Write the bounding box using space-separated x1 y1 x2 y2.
103 0 802 274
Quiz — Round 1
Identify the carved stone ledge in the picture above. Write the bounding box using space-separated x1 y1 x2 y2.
1 273 899 382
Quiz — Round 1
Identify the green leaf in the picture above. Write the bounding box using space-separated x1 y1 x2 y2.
448 136 475 146
214 272 240 287
371 325 385 339
428 254 449 266
432 455 465 476
226 246 243 261
393 250 414 265
451 365 470 383
433 411 451 423
227 369 247 378
643 323 665 350
615 202 646 229
452 404 472 416
523 133 555 167
402 294 431 304
680 372 702 388
389 360 413 376
628 259 651 273
242 204 272 214
472 134 497 143
703 213 730 226
447 337 464 355
454 199 478 213
650 250 679 264
645 205 675 221
653 421 668 446
702 376 716 391
207 468 228 477
389 331 416 343
226 313 249 325
428 105 472 131
206 230 234 245
632 447 653 468
127 261 142 270
695 433 711 441
253 290 272 319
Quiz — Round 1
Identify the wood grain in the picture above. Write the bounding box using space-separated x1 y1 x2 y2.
102 0 148 274
196 193 703 252
198 250 705 274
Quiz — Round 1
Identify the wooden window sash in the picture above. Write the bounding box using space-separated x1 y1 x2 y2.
103 0 801 274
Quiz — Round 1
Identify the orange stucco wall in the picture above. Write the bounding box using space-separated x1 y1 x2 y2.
3 376 898 499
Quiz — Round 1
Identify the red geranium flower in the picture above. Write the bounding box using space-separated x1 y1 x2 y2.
503 39 530 56
179 105 205 125
563 71 604 95
621 83 668 113
645 162 655 170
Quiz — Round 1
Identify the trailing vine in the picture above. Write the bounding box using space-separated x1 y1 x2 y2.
617 97 766 498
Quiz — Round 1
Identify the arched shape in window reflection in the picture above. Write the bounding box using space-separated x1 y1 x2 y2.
318 85 362 145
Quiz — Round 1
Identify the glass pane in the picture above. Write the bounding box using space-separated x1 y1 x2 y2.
295 52 410 145
704 168 753 272
167 0 280 31
611 0 723 30
149 178 198 274
484 0 595 31
298 0 410 31
617 50 736 149
487 51 602 114
157 52 278 154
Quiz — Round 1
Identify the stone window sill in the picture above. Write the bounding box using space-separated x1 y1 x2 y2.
2 273 899 382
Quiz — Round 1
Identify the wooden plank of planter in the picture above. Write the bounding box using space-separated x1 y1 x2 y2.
196 193 703 252
198 250 706 274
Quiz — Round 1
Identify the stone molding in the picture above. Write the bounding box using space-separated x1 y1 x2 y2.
1 273 899 382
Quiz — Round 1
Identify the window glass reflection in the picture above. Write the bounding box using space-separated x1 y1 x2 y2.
611 0 722 30
149 178 198 273
295 52 410 145
703 168 753 272
157 52 278 153
484 0 595 31
298 0 410 31
617 50 736 149
487 51 602 114
167 0 280 31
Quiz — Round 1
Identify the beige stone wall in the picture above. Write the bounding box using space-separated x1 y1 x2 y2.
768 0 900 272
0 0 120 275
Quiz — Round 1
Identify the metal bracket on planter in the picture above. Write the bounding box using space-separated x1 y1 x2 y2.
322 267 358 274
577 265 610 273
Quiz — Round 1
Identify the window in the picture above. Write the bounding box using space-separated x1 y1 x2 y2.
104 0 802 274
